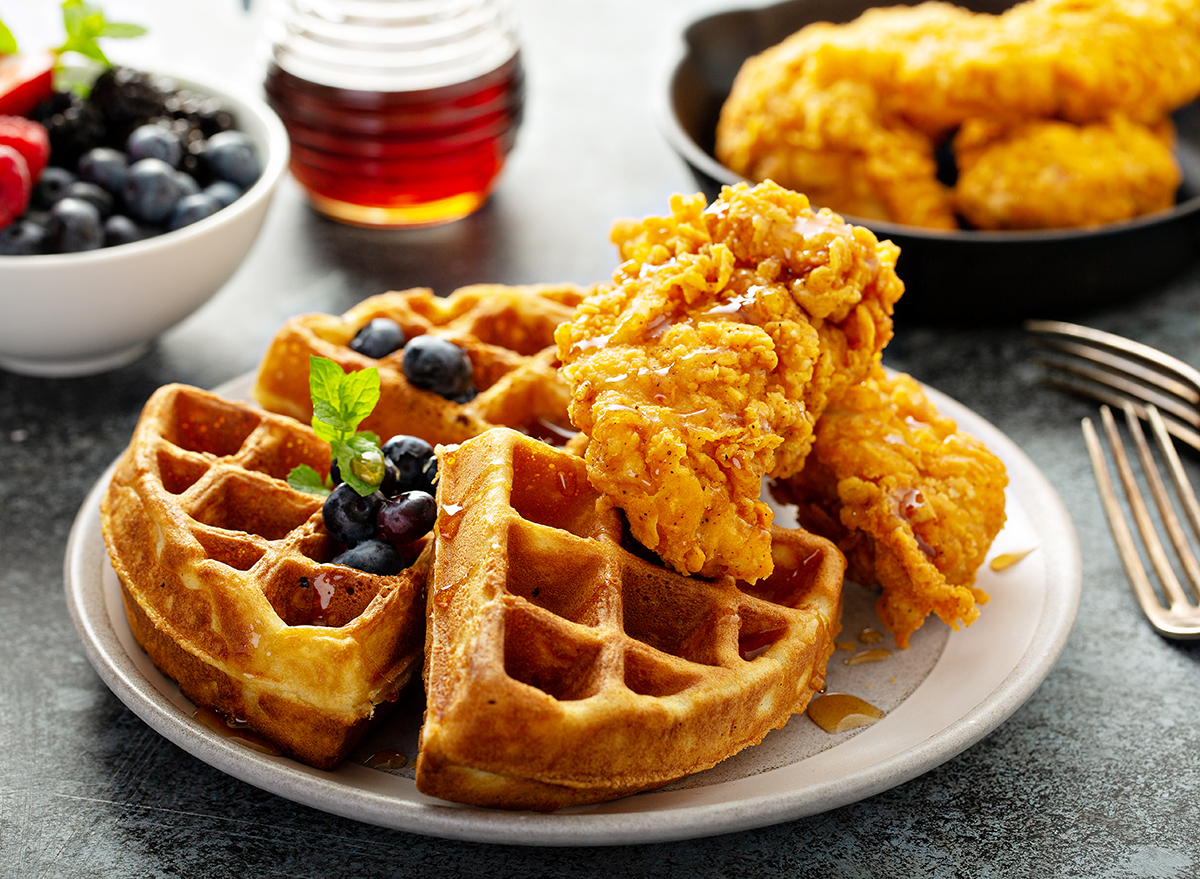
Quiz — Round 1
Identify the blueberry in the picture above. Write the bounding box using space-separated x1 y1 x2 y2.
0 218 46 255
381 435 438 495
349 318 406 359
402 335 475 400
330 538 404 575
167 192 221 230
203 130 261 188
62 181 114 218
44 197 104 252
174 171 200 198
31 166 76 210
127 123 183 167
103 214 146 247
203 180 242 208
322 483 384 545
376 491 437 547
122 158 184 223
377 457 403 496
77 147 128 193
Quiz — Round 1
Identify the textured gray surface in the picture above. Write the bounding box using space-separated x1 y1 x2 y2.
4 0 1200 876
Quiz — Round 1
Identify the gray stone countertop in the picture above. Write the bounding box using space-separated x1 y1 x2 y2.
3 1 1200 876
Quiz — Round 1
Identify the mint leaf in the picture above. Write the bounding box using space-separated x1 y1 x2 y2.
309 356 380 434
310 417 341 446
56 1 147 66
331 440 382 497
289 356 385 498
100 22 147 39
287 464 331 497
0 19 18 54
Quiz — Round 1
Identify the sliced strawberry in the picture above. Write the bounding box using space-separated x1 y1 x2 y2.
0 115 50 179
0 52 56 118
0 144 32 228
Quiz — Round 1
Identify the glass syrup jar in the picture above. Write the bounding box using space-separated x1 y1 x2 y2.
263 0 524 227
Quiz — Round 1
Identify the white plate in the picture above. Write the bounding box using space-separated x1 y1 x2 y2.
64 374 1080 846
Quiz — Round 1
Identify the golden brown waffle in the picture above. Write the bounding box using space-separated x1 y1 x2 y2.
416 428 846 811
100 384 430 770
252 283 587 447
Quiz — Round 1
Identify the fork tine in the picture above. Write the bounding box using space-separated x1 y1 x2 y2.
1030 335 1200 407
1041 371 1200 453
1027 318 1200 450
1097 405 1192 611
1032 349 1200 429
1026 319 1200 399
1144 405 1200 600
1083 412 1171 628
1119 402 1200 606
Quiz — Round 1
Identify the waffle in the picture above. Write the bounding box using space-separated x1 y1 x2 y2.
100 384 431 770
416 428 846 811
252 283 587 447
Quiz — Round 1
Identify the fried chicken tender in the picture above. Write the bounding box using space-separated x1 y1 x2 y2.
953 115 1181 230
715 69 958 229
716 0 1200 229
555 181 904 583
773 366 1007 647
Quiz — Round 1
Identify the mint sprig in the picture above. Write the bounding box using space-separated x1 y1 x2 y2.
56 0 147 66
0 2 147 92
287 356 385 498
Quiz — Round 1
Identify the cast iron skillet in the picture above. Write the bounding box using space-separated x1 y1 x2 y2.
659 0 1200 324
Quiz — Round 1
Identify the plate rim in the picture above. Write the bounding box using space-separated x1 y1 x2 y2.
64 375 1081 846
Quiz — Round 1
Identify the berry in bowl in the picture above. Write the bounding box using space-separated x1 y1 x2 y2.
0 65 288 376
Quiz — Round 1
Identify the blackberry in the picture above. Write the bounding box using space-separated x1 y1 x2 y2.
43 97 107 169
28 91 75 125
165 89 236 138
89 66 169 146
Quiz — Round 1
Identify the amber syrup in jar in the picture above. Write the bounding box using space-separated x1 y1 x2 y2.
263 0 524 227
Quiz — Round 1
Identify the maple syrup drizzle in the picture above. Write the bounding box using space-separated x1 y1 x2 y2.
193 706 281 756
738 626 788 661
807 693 885 734
364 749 409 771
858 627 884 644
437 503 464 540
990 547 1036 571
844 648 892 666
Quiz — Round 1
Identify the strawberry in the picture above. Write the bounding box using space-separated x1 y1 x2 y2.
0 144 32 228
0 115 50 179
0 52 55 118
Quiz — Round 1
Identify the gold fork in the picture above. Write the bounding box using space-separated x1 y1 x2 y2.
1026 319 1200 452
1026 320 1200 638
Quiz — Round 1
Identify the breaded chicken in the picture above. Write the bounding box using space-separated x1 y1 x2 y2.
555 181 904 583
773 366 1008 647
953 115 1181 230
715 70 958 229
716 0 1200 229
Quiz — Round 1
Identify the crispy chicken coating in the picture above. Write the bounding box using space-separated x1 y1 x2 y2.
774 366 1008 647
555 181 903 583
715 71 957 229
953 115 1181 230
716 0 1200 229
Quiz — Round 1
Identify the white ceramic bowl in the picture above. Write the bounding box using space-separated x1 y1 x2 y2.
0 72 289 377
